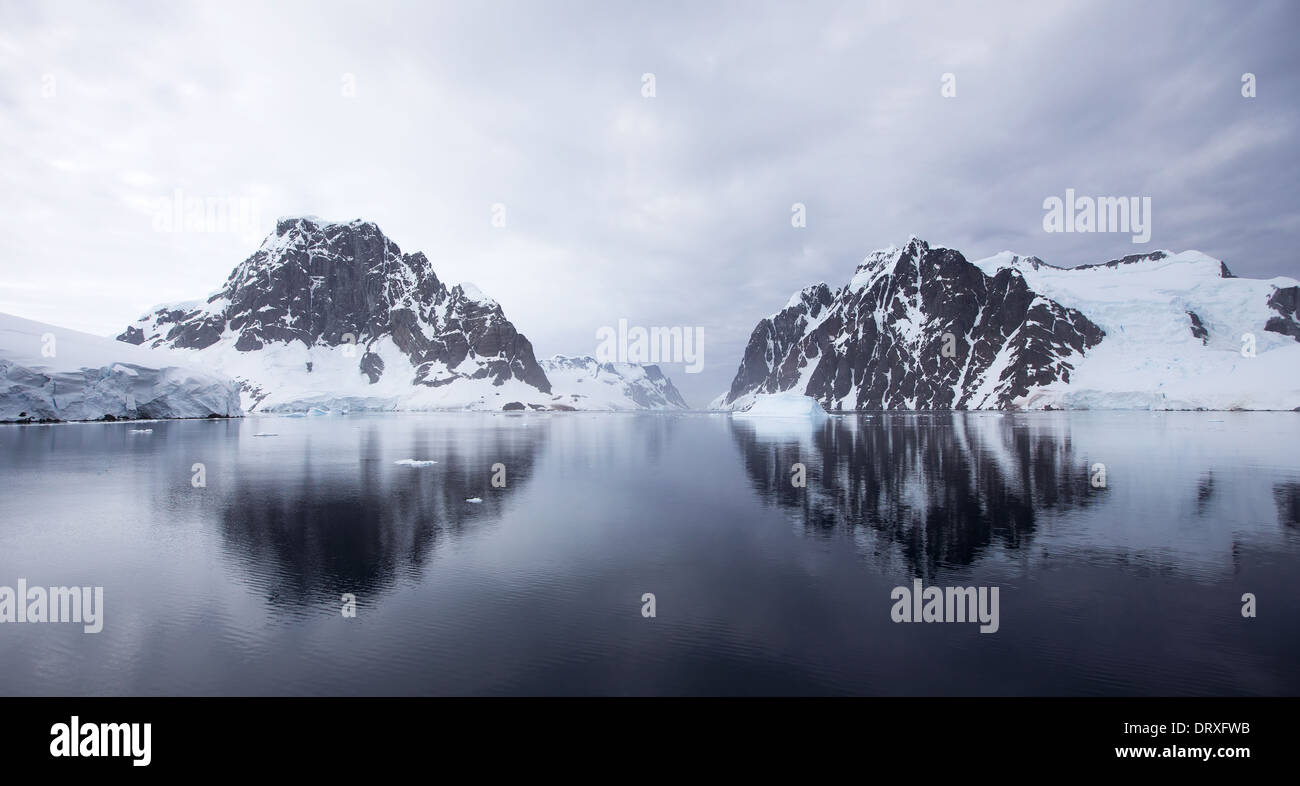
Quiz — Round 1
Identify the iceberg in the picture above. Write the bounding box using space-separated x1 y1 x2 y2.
733 392 830 422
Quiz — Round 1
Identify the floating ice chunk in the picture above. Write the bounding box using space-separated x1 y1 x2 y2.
733 392 829 422
395 459 438 467
128 428 153 434
465 497 483 503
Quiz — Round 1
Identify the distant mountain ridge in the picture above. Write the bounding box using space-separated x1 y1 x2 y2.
540 355 688 410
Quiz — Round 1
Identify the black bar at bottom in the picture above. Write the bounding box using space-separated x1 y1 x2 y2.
0 697 1283 773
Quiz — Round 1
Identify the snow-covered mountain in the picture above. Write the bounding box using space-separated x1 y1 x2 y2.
1 312 241 422
117 217 686 412
119 216 550 412
713 237 1300 411
971 249 1300 409
539 355 688 410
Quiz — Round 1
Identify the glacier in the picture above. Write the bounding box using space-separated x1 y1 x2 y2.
0 312 242 423
972 250 1300 410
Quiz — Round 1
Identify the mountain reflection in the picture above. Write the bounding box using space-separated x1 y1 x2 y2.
1277 482 1299 528
730 413 1098 574
216 419 547 608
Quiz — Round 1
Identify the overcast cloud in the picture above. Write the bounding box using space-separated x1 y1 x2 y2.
1 0 1297 404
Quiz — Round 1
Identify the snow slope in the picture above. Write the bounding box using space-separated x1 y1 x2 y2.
119 337 692 414
973 250 1300 410
0 312 242 422
162 331 561 413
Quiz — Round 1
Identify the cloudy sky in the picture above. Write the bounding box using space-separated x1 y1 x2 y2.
2 0 1297 405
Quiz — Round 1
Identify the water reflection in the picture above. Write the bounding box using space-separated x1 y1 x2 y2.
214 417 548 608
1 411 1297 696
1277 482 1299 528
730 413 1099 574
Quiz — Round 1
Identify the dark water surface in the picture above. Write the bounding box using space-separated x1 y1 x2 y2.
1 411 1296 695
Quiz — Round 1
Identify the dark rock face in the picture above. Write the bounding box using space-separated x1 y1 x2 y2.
718 238 1106 410
360 351 384 384
1075 251 1168 271
1187 311 1209 344
119 304 224 350
724 284 834 406
1264 285 1300 342
117 217 551 393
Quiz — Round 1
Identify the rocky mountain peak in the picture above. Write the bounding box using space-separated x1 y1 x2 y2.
118 217 551 403
716 238 1106 410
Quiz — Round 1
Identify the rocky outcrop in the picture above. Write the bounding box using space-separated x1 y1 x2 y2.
1264 285 1300 342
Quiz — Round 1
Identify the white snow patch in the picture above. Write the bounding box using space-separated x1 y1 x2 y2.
455 282 495 305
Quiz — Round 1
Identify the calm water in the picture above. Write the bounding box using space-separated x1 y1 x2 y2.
0 411 1296 696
